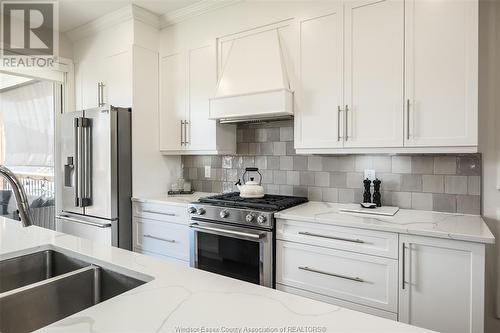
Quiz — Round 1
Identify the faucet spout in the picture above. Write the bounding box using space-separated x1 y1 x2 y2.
0 165 33 227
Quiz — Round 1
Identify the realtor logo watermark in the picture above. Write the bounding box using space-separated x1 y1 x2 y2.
1 1 58 68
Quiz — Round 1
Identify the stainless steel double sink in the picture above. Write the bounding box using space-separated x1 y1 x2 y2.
0 249 150 333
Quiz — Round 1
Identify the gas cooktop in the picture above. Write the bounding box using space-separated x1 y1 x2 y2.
198 192 308 211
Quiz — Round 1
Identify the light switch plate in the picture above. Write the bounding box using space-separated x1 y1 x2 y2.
364 169 376 181
204 166 211 178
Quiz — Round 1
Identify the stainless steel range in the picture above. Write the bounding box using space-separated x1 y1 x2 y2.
188 192 307 288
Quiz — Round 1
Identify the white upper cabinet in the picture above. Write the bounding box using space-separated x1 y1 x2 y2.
159 52 186 152
295 4 344 149
344 0 403 148
399 235 484 333
159 45 236 155
404 0 478 147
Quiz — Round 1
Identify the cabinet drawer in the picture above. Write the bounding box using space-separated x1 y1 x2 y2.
133 217 190 261
276 284 398 321
133 202 187 224
134 248 190 267
276 219 398 259
276 240 398 312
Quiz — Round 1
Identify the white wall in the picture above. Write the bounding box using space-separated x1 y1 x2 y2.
478 0 500 332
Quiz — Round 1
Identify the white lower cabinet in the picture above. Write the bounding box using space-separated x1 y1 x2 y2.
399 235 485 333
132 202 190 265
276 219 486 332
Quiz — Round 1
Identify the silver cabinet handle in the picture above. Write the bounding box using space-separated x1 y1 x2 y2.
143 234 176 243
97 82 105 106
406 99 410 140
298 266 364 283
402 242 407 290
190 223 264 241
180 120 184 145
142 209 176 216
298 231 364 243
57 215 112 228
337 106 342 141
184 120 189 145
345 104 349 141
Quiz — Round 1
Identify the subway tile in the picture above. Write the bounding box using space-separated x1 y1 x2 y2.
286 142 296 155
323 157 339 171
237 142 249 155
222 156 232 169
226 169 238 182
261 170 273 184
330 172 347 188
279 185 293 195
346 172 363 189
308 156 323 171
279 127 294 141
280 156 293 170
267 156 280 170
444 175 468 194
457 155 481 176
338 188 355 203
286 171 300 185
434 156 457 174
372 156 392 173
273 142 286 156
222 182 233 193
202 181 213 192
411 192 433 211
401 174 422 192
212 182 222 193
237 129 244 142
260 142 273 155
433 193 457 213
248 143 261 155
193 181 202 192
300 171 315 186
315 172 330 187
422 175 444 193
243 156 255 167
378 173 401 191
274 170 287 184
392 156 411 174
338 156 355 172
293 156 308 171
210 156 222 168
255 156 267 170
233 156 244 169
456 195 481 215
266 128 280 142
255 128 267 142
411 156 433 174
353 188 363 203
293 186 308 197
381 191 392 206
183 168 189 179
468 176 481 195
308 187 323 201
183 156 193 167
355 156 373 172
265 184 280 195
322 188 339 202
392 192 412 209
188 168 198 180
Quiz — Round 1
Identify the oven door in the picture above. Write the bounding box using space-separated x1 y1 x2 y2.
189 219 273 287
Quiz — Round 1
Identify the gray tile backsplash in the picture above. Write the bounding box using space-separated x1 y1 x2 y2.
182 121 482 214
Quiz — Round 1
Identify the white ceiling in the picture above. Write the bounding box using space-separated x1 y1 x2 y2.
58 0 202 32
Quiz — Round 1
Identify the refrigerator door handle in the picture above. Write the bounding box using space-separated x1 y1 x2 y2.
74 118 81 207
57 214 112 228
81 118 92 207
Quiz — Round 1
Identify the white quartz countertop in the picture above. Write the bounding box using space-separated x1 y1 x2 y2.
275 202 495 244
132 192 215 206
0 218 435 333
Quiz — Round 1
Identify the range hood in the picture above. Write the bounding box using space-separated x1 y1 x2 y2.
209 29 293 123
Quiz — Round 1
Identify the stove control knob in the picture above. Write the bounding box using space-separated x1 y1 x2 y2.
219 210 229 218
197 208 206 215
245 213 255 223
188 207 197 214
257 215 267 225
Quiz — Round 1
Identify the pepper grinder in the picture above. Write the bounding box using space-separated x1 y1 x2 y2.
372 178 382 207
363 178 372 203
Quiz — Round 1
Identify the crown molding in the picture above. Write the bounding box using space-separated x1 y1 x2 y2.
66 5 160 42
160 0 242 29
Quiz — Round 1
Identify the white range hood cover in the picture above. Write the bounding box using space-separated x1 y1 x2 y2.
209 29 293 123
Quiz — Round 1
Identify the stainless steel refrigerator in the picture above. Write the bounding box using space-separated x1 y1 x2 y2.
56 105 132 250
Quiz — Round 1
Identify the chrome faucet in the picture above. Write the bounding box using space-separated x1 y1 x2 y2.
0 165 32 227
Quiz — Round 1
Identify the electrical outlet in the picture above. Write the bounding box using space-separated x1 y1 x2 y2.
364 169 376 181
204 166 211 178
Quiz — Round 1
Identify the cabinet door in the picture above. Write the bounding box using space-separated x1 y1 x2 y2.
344 0 403 148
404 0 478 147
295 4 344 149
399 235 484 333
104 51 132 107
187 45 217 151
79 57 104 110
159 53 186 151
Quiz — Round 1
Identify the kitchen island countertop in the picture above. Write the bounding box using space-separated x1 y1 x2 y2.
0 217 435 333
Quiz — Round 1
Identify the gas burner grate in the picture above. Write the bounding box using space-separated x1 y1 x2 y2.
198 192 308 211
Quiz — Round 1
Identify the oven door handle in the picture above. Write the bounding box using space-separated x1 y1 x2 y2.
189 223 265 241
